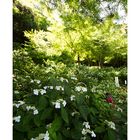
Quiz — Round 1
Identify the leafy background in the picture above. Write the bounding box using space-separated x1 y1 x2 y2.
13 0 127 140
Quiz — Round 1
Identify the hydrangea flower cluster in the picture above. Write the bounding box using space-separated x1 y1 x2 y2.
91 86 96 93
81 122 96 138
117 107 123 112
52 99 67 109
71 111 80 116
31 130 49 140
13 115 21 123
71 76 78 80
13 101 25 108
33 89 46 95
60 77 68 83
43 85 64 91
55 86 64 91
75 86 87 92
14 90 20 94
118 99 123 103
33 85 65 96
26 105 39 115
105 120 116 130
43 86 53 90
31 79 41 84
70 95 75 101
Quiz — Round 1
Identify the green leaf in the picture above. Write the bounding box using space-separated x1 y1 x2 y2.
13 130 25 140
38 96 47 110
27 130 39 139
71 129 82 140
48 129 57 140
61 107 69 124
113 112 122 119
107 129 116 140
23 114 32 125
41 108 53 120
51 117 62 131
62 129 71 138
90 107 98 116
34 115 41 127
14 123 31 132
95 126 105 133
76 95 84 105
79 105 89 120
57 132 63 140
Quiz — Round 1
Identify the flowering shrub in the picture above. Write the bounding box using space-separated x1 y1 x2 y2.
13 61 127 140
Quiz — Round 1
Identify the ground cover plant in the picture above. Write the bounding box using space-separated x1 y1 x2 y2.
13 59 127 140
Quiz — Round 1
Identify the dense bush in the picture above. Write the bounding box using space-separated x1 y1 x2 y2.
13 54 127 140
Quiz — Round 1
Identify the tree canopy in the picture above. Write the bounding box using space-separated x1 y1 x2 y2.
13 0 127 67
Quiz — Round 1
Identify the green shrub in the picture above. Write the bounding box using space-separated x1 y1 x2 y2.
13 63 127 140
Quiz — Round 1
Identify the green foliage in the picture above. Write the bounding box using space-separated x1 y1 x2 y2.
13 0 127 140
13 60 127 140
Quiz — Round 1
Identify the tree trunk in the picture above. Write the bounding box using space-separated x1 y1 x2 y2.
77 53 80 65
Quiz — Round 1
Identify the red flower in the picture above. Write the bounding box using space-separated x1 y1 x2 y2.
106 97 113 103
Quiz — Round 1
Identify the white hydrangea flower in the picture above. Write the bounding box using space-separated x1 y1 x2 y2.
105 120 116 130
36 80 41 84
43 86 48 89
31 106 36 110
60 77 64 82
52 99 67 109
47 86 53 89
18 101 25 105
71 111 79 116
91 86 96 92
61 87 64 91
38 133 45 139
82 121 96 138
75 86 87 92
33 109 39 115
65 79 68 83
70 95 75 101
44 131 49 140
33 89 39 95
50 86 53 89
81 136 86 140
56 86 61 90
26 106 36 111
31 138 36 140
55 102 61 109
117 107 123 112
82 87 87 92
71 76 77 80
14 104 20 108
62 100 67 107
13 101 25 108
30 80 34 83
13 116 21 123
115 77 120 87
46 123 52 129
91 131 96 137
14 91 19 94
118 99 123 103
125 80 127 85
60 77 68 83
82 128 87 135
26 106 31 111
40 89 46 95
85 95 89 99
55 86 64 91
75 86 81 92
83 122 90 129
